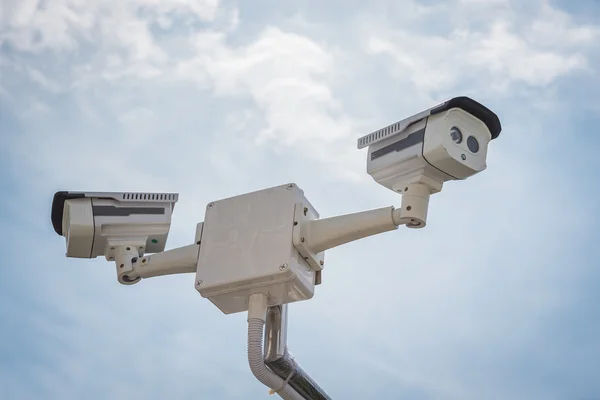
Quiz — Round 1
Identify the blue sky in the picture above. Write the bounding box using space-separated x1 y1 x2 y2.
1 0 600 399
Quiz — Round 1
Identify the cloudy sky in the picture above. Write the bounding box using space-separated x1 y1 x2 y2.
1 0 600 399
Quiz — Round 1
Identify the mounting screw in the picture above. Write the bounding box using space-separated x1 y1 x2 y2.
406 206 412 211
301 237 305 243
142 258 147 264
207 202 214 208
195 280 203 287
287 184 294 190
279 263 288 271
320 260 324 266
303 207 308 216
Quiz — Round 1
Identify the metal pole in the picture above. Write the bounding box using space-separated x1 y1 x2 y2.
264 305 331 400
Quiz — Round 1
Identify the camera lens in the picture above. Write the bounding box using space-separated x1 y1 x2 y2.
467 136 479 153
450 127 462 144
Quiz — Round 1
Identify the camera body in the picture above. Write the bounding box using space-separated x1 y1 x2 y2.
358 96 502 194
51 191 178 259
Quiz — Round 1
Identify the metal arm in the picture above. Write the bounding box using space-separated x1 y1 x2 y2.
113 223 204 285
134 244 200 279
300 206 399 254
113 244 200 284
294 183 432 256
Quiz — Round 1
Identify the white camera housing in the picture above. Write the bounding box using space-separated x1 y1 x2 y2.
51 191 179 260
195 183 320 315
357 96 502 194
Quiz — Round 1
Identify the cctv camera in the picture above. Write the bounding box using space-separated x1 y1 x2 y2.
51 191 178 261
357 96 501 195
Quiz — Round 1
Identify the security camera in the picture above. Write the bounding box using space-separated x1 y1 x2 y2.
357 96 501 194
356 96 501 228
51 191 178 284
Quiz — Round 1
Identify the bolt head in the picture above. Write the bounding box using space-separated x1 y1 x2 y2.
301 237 305 243
319 260 324 266
279 263 288 271
207 202 214 208
286 184 294 190
196 280 203 287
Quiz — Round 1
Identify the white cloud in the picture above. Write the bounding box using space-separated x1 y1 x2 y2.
19 96 52 118
0 0 222 51
363 0 598 94
172 26 364 175
528 2 599 47
467 22 588 86
25 65 63 92
3 2 366 181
